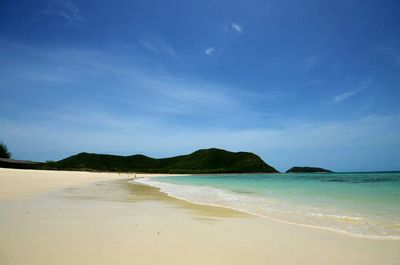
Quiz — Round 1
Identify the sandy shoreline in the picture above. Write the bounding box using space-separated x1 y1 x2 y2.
1 168 400 265
0 168 186 201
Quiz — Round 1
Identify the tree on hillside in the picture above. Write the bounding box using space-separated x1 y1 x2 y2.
0 142 12 159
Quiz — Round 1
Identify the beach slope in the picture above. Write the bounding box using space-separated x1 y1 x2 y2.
0 168 399 265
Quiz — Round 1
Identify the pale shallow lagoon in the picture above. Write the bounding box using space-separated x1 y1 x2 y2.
136 172 400 239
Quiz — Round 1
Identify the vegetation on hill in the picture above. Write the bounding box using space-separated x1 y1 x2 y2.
0 142 11 159
42 148 279 173
286 166 332 173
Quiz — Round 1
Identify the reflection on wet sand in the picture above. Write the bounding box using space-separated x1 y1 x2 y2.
63 179 248 220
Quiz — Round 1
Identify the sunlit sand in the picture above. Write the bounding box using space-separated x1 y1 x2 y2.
1 168 399 265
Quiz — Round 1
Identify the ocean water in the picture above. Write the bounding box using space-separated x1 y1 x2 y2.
135 172 400 239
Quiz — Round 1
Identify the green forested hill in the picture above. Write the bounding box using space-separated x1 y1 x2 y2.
48 148 278 173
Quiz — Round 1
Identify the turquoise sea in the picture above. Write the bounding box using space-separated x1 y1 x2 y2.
136 172 400 239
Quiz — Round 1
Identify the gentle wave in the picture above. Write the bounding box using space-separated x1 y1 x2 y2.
133 178 400 240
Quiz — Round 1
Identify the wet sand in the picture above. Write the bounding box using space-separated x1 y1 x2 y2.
0 168 399 265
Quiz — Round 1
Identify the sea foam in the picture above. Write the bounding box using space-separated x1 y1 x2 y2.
133 176 400 240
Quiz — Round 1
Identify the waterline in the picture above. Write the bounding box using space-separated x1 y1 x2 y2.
133 172 400 240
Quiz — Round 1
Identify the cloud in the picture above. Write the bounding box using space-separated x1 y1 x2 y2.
333 89 361 103
333 80 372 103
205 47 215 55
0 40 241 124
42 0 83 26
2 41 399 171
231 22 243 34
140 41 159 53
140 39 177 58
2 109 399 171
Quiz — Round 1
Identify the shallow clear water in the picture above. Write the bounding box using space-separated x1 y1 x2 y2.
136 172 400 239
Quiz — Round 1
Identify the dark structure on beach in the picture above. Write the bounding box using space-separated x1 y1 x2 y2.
0 158 40 169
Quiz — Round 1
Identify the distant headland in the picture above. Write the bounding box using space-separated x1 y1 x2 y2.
1 148 279 174
1 146 337 174
286 166 333 173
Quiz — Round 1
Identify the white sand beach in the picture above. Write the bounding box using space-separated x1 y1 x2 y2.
0 168 399 265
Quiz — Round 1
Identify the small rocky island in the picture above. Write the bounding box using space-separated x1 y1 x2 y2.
286 166 333 173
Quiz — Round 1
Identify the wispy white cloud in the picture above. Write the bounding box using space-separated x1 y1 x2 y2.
42 0 83 26
0 40 242 122
231 22 243 34
2 41 399 171
2 109 399 171
333 89 362 103
140 41 159 53
140 39 177 58
333 80 372 103
205 47 215 55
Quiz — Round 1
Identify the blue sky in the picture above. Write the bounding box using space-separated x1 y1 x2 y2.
1 0 399 171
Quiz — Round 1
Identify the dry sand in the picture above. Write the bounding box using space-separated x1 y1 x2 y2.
0 168 176 201
0 168 399 265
